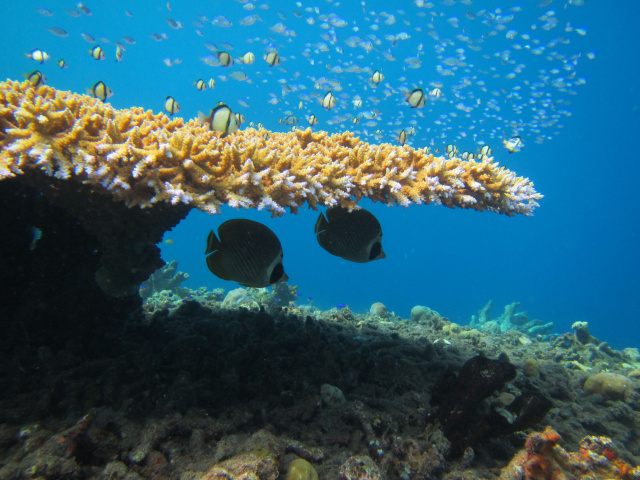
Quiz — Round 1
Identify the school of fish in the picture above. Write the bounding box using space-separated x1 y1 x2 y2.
24 0 591 157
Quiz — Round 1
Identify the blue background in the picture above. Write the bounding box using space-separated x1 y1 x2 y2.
1 0 638 348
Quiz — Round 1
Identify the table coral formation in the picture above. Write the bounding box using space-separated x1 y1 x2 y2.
0 80 542 217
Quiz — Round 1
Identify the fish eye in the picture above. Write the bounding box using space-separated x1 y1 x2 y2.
370 242 382 260
270 263 285 284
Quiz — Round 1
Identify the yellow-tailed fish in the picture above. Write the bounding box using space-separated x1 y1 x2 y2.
91 81 113 101
27 49 49 64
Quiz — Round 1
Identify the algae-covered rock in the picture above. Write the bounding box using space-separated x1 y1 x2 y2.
442 322 461 335
410 305 438 323
369 302 388 318
583 372 634 400
286 458 318 480
523 358 540 379
572 321 592 344
200 430 284 480
339 455 383 480
221 288 252 309
320 383 346 407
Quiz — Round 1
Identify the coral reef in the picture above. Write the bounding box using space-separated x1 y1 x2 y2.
499 427 640 480
430 354 552 457
139 259 190 300
1 292 639 479
1 80 541 216
470 300 555 337
0 79 542 367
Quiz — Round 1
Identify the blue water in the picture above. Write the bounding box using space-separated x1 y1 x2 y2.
2 1 639 348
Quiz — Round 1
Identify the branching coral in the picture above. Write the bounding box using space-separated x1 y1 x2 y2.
0 80 542 217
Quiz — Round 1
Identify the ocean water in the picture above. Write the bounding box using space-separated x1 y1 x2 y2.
2 0 638 349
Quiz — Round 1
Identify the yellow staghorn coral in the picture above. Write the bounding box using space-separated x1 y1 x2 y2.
0 80 542 217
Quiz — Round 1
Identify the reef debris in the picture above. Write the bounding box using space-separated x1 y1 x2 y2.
499 427 640 480
470 300 555 338
430 354 552 457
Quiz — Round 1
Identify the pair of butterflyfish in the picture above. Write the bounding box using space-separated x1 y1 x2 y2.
198 103 239 136
205 208 385 287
